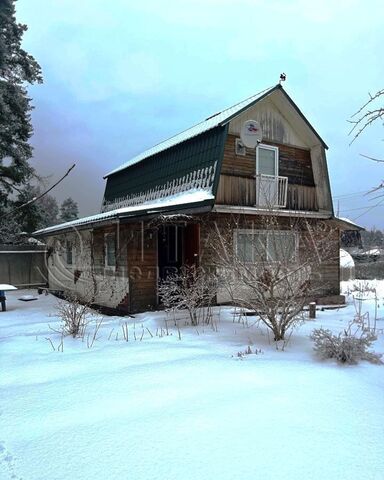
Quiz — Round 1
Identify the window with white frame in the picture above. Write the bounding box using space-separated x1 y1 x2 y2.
105 233 116 268
256 144 279 176
65 240 74 265
235 230 297 263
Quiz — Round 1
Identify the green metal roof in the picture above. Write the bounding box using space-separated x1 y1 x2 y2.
104 85 276 177
102 125 227 211
104 84 328 179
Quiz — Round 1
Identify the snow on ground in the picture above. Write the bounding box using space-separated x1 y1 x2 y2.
1 282 384 480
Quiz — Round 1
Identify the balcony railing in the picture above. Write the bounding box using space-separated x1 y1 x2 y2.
255 174 288 208
216 174 317 210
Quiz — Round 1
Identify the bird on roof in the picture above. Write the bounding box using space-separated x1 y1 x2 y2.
279 73 286 84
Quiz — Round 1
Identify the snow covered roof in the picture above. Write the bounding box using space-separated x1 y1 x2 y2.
104 85 280 177
334 216 365 231
34 189 214 236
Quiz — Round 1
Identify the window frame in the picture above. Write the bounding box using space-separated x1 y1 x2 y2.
234 229 298 264
104 232 116 269
65 240 74 266
256 143 279 176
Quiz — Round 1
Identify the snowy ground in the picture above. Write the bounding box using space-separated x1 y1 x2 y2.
1 281 383 480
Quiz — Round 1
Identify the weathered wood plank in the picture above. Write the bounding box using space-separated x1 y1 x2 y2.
216 174 317 211
222 134 315 186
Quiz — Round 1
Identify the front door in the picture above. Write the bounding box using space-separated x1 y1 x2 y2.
184 223 200 268
157 225 183 281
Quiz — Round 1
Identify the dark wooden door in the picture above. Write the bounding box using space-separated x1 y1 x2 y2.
184 223 200 268
157 225 183 280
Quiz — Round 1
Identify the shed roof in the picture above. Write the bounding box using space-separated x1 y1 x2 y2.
334 216 365 231
104 84 328 178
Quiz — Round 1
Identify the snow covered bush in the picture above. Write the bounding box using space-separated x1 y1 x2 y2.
56 294 91 337
158 266 217 326
310 327 382 365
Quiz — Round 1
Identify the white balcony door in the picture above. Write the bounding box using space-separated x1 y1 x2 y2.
256 145 279 207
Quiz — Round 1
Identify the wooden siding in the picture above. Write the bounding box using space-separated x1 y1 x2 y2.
217 175 318 210
286 184 318 211
199 213 340 298
228 94 310 148
89 224 158 313
45 212 339 314
217 134 317 211
278 144 314 186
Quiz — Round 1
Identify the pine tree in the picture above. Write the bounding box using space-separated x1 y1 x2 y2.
14 184 59 233
39 193 59 228
60 197 79 222
0 0 42 211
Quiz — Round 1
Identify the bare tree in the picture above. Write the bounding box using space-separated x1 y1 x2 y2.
349 89 383 148
348 89 384 197
204 215 338 341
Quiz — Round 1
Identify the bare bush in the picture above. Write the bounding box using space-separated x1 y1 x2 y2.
158 266 218 326
205 215 338 341
310 327 382 365
56 294 91 337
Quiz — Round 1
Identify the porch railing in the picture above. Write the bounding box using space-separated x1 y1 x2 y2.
255 174 288 208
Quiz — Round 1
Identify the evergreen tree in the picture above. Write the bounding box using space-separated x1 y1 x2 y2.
0 0 42 211
0 208 22 243
60 197 79 222
14 184 42 233
38 191 59 228
14 184 58 233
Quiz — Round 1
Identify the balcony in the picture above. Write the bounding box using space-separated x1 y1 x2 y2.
216 174 318 211
255 174 288 208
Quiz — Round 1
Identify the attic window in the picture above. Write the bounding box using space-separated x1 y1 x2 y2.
235 138 246 156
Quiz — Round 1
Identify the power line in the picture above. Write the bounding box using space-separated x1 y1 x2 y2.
352 198 384 221
339 205 380 213
333 189 371 199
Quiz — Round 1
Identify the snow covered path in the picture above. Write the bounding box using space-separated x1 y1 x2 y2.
1 285 383 480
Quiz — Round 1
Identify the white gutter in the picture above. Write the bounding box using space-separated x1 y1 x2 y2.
212 205 332 219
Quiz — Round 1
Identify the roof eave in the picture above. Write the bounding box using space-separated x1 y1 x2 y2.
34 199 215 237
331 216 365 231
276 85 329 150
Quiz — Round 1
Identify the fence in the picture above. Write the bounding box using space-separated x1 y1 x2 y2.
0 245 48 287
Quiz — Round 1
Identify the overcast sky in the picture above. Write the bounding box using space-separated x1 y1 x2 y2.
17 0 384 228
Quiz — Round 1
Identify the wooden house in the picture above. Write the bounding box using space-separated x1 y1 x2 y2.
35 84 354 312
